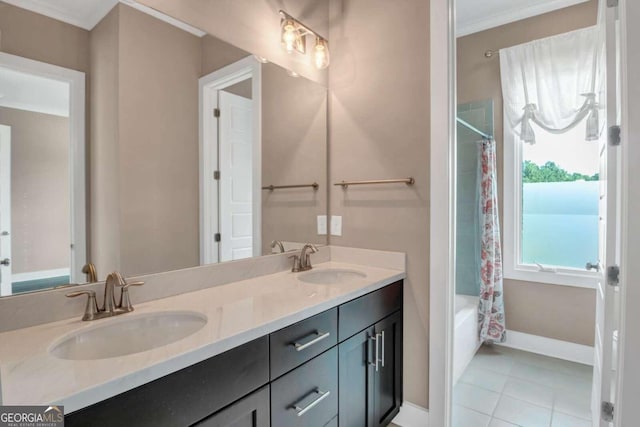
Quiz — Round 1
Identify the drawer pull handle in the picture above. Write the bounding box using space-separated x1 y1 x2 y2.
292 389 331 417
292 331 330 352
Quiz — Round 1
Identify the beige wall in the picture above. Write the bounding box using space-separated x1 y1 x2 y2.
223 80 252 100
91 4 203 277
329 0 431 408
118 4 202 276
0 107 70 274
137 0 329 85
200 35 249 77
90 6 121 277
261 63 327 254
0 1 89 73
457 0 598 346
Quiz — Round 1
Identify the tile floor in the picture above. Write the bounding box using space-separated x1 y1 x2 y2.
453 345 593 427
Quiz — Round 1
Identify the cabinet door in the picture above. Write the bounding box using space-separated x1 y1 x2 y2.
193 386 270 427
338 326 375 427
372 311 403 427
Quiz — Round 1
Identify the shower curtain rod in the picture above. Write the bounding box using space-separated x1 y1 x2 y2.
456 117 492 140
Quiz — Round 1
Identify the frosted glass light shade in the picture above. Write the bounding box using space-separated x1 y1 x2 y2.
314 37 330 69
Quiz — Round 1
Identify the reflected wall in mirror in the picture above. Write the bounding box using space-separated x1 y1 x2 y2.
0 0 328 296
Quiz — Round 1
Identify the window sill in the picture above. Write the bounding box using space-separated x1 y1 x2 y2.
504 267 598 289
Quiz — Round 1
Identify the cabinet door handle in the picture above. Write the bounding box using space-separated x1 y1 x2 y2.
292 388 331 416
369 334 379 372
380 330 385 368
292 331 330 352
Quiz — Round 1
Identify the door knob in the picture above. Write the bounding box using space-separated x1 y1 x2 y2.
586 262 600 272
1 231 8 236
0 258 10 266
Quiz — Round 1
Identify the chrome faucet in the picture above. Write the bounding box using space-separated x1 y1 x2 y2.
66 271 144 321
298 244 319 272
271 240 286 253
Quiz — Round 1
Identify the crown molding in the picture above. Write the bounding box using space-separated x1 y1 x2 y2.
1 0 205 36
457 0 589 37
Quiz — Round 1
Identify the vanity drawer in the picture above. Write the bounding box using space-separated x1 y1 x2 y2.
65 336 269 427
270 308 338 379
338 281 403 341
271 347 338 427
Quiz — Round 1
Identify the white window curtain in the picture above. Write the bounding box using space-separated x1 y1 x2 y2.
500 26 605 144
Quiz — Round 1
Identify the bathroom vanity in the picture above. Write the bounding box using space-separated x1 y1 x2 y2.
0 248 405 427
65 281 402 427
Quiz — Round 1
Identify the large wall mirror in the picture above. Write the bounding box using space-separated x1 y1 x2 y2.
0 0 328 296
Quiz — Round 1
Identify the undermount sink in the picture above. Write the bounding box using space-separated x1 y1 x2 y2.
49 311 207 360
298 268 367 285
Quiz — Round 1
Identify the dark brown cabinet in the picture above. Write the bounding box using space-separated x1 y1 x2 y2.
65 337 269 427
271 347 339 426
65 281 403 427
372 311 403 427
338 327 375 427
338 311 403 427
193 386 270 427
270 308 338 379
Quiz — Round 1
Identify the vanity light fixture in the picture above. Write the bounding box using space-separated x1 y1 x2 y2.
280 13 304 54
279 10 330 70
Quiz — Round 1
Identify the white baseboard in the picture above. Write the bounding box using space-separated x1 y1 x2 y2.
392 401 429 427
497 329 594 366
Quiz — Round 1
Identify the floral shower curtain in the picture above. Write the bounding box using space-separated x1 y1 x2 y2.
477 139 506 343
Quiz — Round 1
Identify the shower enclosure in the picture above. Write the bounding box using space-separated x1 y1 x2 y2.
453 99 494 383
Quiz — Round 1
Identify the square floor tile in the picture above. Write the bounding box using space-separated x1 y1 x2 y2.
554 391 592 420
509 361 557 388
502 377 554 408
553 371 593 394
512 351 570 371
460 366 509 393
452 405 491 427
551 411 592 427
469 351 515 376
489 418 519 427
493 395 553 427
454 383 501 416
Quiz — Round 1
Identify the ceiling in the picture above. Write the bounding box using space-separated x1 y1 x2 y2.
456 0 590 37
1 0 118 30
0 67 70 117
1 0 205 35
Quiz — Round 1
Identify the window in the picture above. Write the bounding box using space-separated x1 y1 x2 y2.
500 27 604 288
503 120 601 288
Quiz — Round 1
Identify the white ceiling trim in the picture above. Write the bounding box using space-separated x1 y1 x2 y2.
457 0 590 37
2 0 206 36
0 0 117 30
119 0 206 37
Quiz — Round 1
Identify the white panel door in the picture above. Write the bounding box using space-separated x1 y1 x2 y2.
219 90 253 262
0 125 11 296
591 5 621 426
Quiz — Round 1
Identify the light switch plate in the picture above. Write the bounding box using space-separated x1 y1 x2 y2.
317 215 327 235
331 215 342 236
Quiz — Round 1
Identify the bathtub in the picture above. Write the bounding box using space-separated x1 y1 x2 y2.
453 294 481 384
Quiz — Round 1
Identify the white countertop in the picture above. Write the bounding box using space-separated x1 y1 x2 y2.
0 260 404 412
